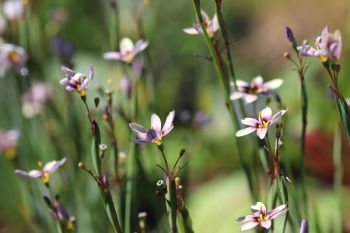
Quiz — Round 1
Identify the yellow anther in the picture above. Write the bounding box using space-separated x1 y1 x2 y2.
8 51 20 63
153 140 162 145
40 172 50 183
80 89 86 97
4 148 16 160
320 55 328 62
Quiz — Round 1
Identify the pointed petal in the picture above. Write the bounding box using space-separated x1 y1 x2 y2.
240 221 259 231
209 14 219 33
134 40 149 54
270 109 287 125
15 169 31 177
256 128 268 139
162 110 175 136
241 118 259 127
230 92 244 100
251 202 267 213
251 76 263 86
151 114 162 132
61 66 75 79
268 205 288 220
236 127 256 137
297 45 320 57
200 10 209 21
235 80 249 87
129 123 148 139
120 38 134 54
44 158 66 173
103 52 123 61
263 79 283 90
183 27 201 35
260 107 272 119
132 139 151 144
261 220 272 229
244 94 258 103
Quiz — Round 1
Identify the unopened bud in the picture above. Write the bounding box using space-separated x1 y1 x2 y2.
175 177 181 187
78 162 85 169
283 52 291 59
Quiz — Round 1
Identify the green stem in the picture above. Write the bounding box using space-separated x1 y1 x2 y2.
299 78 308 218
191 0 256 201
333 124 342 233
166 177 178 233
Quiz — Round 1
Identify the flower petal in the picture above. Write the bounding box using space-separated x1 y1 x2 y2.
263 79 283 90
256 128 268 139
235 80 249 87
260 220 272 229
251 202 266 213
120 38 134 54
162 110 175 136
230 92 244 100
44 158 66 173
151 114 162 133
209 14 219 33
268 204 288 220
244 94 258 103
251 76 263 86
297 45 320 57
129 123 148 139
103 52 123 61
260 107 272 119
183 27 201 35
241 118 259 127
200 10 209 22
270 109 287 125
240 221 260 231
236 127 256 137
134 40 149 54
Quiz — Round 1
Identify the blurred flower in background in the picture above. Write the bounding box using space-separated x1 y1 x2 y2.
0 42 27 77
2 0 26 23
52 36 75 64
230 76 283 103
119 75 132 98
0 129 20 159
22 82 52 118
103 37 148 64
15 157 66 183
183 10 218 38
297 26 341 62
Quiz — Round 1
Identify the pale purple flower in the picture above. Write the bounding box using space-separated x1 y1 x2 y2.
299 219 308 233
15 158 66 183
3 0 25 22
119 75 132 98
103 37 148 64
22 82 52 118
236 107 287 139
0 43 27 77
230 76 283 103
129 110 175 145
183 10 219 38
60 65 94 96
237 202 288 231
44 196 76 230
0 129 20 158
297 26 341 62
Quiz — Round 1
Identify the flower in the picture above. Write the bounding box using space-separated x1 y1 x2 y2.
230 76 283 103
0 129 20 159
237 202 288 231
183 10 219 38
129 110 175 145
60 65 94 96
22 82 52 118
236 107 287 139
103 37 148 64
44 196 76 230
297 26 341 62
3 0 26 22
299 219 309 233
0 42 27 77
15 158 66 183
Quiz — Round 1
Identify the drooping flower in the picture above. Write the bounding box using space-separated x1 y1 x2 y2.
60 65 94 97
236 107 287 139
297 26 341 62
103 37 148 64
237 202 288 231
0 129 20 159
22 82 52 118
0 42 27 77
15 158 66 183
230 76 283 103
129 110 175 145
183 10 219 38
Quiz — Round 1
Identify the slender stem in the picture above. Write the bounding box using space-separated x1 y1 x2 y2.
165 177 177 233
299 77 308 218
158 145 170 174
333 124 342 233
191 0 256 201
105 190 124 233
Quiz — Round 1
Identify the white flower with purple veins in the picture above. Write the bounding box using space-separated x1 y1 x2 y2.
15 158 66 183
103 37 149 64
0 43 27 77
183 10 219 38
237 202 288 231
129 110 175 145
60 65 94 97
236 107 287 139
297 26 341 62
230 76 283 103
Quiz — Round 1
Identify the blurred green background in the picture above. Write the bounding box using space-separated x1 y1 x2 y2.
1 0 350 232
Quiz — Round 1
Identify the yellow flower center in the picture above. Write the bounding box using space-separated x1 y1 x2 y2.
40 172 50 183
125 51 134 64
4 148 16 159
66 221 75 230
320 55 328 62
257 214 269 222
153 140 162 145
8 51 20 63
